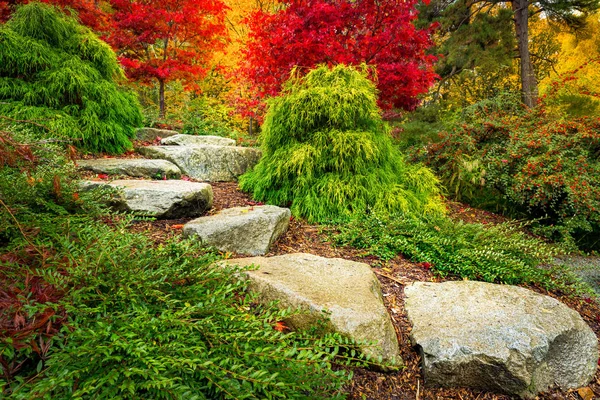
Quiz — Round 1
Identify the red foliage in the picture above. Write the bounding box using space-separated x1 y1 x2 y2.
0 246 67 382
107 0 228 90
241 0 438 111
0 0 111 31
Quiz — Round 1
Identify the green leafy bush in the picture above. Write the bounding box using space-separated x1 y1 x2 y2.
332 213 591 295
420 96 600 250
0 2 142 154
240 64 445 223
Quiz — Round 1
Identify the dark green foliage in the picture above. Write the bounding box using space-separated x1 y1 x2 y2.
4 226 355 399
240 64 445 223
332 213 593 295
419 95 600 250
0 3 142 154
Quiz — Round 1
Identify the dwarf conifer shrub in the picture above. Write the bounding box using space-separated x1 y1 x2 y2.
0 2 142 154
240 65 445 222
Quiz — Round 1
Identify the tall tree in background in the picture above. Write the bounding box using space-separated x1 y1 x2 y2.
108 0 228 118
242 0 438 111
422 0 599 107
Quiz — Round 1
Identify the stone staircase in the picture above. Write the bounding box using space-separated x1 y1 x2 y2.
77 128 598 398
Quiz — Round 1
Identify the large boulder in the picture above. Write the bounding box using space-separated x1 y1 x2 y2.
183 205 290 255
161 134 236 147
221 253 402 366
77 158 181 179
81 179 212 219
138 145 261 182
404 281 598 398
135 127 179 141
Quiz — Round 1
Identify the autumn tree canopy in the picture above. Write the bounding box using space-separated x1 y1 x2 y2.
241 0 438 112
108 0 229 117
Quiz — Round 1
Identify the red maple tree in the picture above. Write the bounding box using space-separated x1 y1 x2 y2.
242 0 438 112
108 0 228 117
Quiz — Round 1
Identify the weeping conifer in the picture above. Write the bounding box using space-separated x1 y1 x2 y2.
0 2 142 154
240 64 445 222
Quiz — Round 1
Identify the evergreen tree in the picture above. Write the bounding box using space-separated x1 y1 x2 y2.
0 2 142 154
422 0 599 107
240 64 445 223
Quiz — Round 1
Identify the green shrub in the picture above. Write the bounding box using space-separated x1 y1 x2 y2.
421 96 600 250
240 64 445 223
332 213 592 295
0 2 142 154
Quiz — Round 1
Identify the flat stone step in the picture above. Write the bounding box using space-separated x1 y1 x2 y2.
161 134 236 147
220 253 402 367
183 205 290 255
404 281 598 398
135 127 179 141
138 145 261 182
77 158 181 179
81 179 212 219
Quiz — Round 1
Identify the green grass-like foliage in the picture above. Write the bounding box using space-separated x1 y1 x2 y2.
332 213 593 295
240 64 445 222
0 2 142 154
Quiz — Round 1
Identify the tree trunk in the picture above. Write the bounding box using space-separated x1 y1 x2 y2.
159 79 166 119
512 0 538 107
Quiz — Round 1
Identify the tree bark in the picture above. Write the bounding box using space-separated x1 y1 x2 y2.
159 79 166 119
512 0 538 107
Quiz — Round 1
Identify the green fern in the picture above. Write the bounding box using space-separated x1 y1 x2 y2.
240 64 445 222
0 3 142 154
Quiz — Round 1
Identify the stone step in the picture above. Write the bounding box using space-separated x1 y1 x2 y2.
138 145 261 182
183 205 290 255
219 253 402 367
81 179 212 219
77 158 181 179
135 127 179 141
404 281 598 398
161 134 236 147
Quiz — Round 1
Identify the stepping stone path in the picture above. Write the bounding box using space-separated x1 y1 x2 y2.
404 281 598 398
81 179 213 219
161 134 236 147
220 253 402 366
183 205 290 256
138 143 261 182
77 158 181 179
79 128 598 390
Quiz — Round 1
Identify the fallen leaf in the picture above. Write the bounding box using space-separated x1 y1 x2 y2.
273 321 288 332
171 224 184 229
577 387 594 400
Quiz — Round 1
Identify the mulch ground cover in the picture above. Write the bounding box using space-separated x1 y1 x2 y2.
117 180 600 400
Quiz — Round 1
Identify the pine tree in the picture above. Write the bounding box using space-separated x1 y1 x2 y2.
0 2 142 154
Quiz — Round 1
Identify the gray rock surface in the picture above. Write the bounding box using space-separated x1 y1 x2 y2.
81 179 212 219
138 145 261 181
404 281 598 398
221 253 402 366
161 134 236 147
77 158 181 179
183 205 290 255
136 127 179 141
